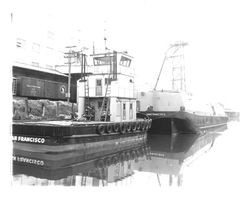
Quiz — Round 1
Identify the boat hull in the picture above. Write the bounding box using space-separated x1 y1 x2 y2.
12 119 150 153
141 111 228 134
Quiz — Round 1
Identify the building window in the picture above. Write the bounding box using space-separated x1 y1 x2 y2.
16 38 25 48
119 56 131 67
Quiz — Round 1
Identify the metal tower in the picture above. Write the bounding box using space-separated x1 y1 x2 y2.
154 41 188 92
169 41 188 92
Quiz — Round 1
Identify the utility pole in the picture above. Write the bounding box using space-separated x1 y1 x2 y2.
64 46 76 102
77 50 92 119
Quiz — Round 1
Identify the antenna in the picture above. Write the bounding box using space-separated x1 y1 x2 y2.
104 31 108 51
104 21 109 51
93 42 95 54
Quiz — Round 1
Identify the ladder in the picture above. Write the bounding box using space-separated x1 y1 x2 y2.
99 74 111 121
84 79 90 110
12 78 17 95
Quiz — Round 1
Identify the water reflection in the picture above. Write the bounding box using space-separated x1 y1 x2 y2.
12 126 226 186
133 132 221 186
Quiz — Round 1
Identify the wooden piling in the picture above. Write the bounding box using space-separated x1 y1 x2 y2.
42 103 45 117
56 102 59 117
24 98 29 117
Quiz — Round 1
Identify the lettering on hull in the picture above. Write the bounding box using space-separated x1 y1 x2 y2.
13 136 45 144
13 155 44 166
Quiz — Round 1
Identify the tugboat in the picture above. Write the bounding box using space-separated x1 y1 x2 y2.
137 42 228 134
12 49 151 152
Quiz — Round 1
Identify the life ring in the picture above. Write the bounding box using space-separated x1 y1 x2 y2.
141 121 146 131
97 124 105 135
132 122 137 132
136 121 141 130
145 120 150 130
130 150 136 160
146 147 151 154
104 157 112 166
59 85 66 94
113 123 119 133
96 159 104 168
135 150 140 157
111 156 119 165
126 122 132 133
125 152 131 161
138 148 144 157
119 152 126 162
145 121 149 130
119 123 126 134
142 147 146 155
106 124 112 134
148 119 152 129
144 121 148 131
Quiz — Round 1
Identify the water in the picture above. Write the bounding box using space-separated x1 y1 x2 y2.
12 122 248 189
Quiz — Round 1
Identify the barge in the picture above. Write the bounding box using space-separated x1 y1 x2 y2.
12 49 151 152
138 90 228 134
137 43 227 134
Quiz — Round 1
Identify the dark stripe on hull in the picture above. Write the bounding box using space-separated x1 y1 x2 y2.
144 111 228 134
13 132 147 153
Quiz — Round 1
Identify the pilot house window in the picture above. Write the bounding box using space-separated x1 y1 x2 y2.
119 56 131 67
93 56 113 66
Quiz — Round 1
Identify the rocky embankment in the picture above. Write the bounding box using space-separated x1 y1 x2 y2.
13 98 78 121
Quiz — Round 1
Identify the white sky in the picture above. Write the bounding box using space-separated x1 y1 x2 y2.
11 0 250 110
